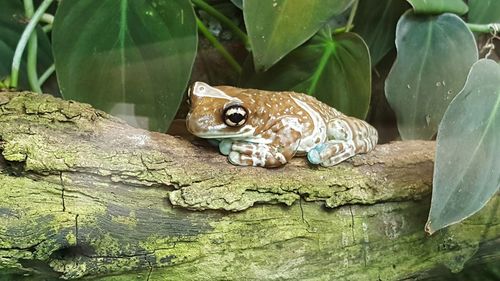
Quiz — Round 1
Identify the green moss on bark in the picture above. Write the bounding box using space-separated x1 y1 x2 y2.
0 92 497 280
0 92 433 212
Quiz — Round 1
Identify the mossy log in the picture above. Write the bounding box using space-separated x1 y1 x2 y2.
0 92 499 280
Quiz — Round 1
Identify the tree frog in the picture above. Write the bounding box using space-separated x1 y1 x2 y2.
186 82 378 168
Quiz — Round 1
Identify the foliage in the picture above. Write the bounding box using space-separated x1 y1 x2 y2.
385 12 478 139
243 0 353 71
464 0 500 24
426 59 500 234
353 0 409 65
0 0 52 90
0 0 499 260
241 30 371 119
52 0 197 131
406 0 469 15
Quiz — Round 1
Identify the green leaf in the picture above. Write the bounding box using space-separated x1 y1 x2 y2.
406 0 468 15
468 0 500 24
425 59 500 235
0 0 53 90
354 0 409 65
385 12 478 140
244 0 354 71
230 0 242 9
241 30 371 119
52 0 197 131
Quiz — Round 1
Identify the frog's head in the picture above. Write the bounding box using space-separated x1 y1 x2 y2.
186 82 256 139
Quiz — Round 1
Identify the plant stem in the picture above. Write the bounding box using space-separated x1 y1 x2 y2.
27 34 42 93
42 24 53 33
196 17 242 74
38 64 55 86
23 0 35 18
467 23 500 34
333 26 348 35
345 0 359 33
11 0 54 90
308 41 334 94
191 0 250 49
24 0 42 93
41 13 54 24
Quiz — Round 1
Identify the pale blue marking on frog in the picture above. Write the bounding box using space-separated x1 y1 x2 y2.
218 139 233 156
307 144 326 164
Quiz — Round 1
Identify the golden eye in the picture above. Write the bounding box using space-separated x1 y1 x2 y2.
223 105 248 127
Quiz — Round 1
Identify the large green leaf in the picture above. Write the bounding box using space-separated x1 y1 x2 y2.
52 0 197 131
406 0 468 15
0 0 53 90
425 59 500 234
354 0 409 65
244 0 354 72
468 0 500 24
241 30 371 119
385 12 478 139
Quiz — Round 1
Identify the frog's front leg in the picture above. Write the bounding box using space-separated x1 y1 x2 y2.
308 116 378 167
227 117 303 168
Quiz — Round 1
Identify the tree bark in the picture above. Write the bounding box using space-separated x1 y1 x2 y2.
0 92 498 280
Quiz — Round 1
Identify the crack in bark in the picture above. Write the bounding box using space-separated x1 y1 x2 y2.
59 172 66 212
80 252 154 259
363 245 368 267
75 214 79 246
349 206 356 243
139 154 157 181
146 257 153 281
189 177 216 185
0 238 47 253
56 169 177 192
298 197 312 231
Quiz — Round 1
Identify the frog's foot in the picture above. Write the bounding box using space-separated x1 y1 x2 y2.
228 142 293 168
327 117 378 154
307 140 356 167
218 139 232 155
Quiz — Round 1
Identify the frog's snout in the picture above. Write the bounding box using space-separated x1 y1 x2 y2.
186 113 219 137
185 116 200 136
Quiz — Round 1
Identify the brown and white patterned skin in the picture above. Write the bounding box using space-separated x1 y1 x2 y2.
186 82 378 168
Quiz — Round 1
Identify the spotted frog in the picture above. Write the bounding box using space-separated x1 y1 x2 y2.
186 82 378 168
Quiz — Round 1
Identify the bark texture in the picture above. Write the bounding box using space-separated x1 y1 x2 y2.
0 92 498 280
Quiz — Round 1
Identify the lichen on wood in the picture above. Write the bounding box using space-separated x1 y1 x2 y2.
0 92 498 280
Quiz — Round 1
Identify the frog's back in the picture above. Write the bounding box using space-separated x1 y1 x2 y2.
216 86 343 122
286 91 343 121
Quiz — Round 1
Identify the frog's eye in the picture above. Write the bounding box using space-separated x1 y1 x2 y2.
223 105 248 127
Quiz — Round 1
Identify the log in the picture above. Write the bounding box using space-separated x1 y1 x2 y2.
0 92 498 280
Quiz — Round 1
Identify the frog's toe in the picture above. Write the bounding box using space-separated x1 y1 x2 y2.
228 151 254 166
231 143 255 154
307 148 321 165
309 140 357 167
307 144 326 165
218 139 233 155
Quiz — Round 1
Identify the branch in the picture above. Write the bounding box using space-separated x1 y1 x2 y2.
0 92 498 280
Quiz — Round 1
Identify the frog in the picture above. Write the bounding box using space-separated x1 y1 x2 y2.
186 81 378 168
